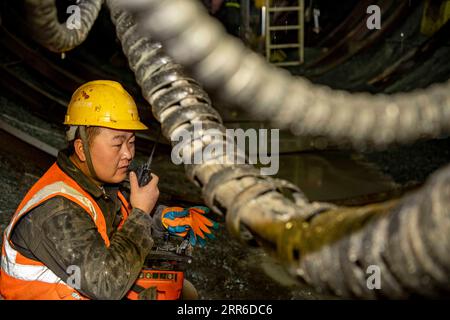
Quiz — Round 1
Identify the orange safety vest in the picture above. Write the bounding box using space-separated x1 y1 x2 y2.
0 163 131 300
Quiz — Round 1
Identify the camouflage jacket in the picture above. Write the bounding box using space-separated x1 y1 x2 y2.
10 150 165 300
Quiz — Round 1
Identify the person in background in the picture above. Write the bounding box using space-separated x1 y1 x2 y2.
203 0 241 37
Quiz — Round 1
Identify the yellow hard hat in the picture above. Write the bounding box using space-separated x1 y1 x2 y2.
64 80 148 130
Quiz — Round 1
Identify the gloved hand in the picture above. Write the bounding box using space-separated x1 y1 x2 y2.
161 206 218 247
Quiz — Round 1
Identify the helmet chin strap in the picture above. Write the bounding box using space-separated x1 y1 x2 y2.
79 126 101 183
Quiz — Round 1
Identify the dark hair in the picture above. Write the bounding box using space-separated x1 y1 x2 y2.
67 126 103 155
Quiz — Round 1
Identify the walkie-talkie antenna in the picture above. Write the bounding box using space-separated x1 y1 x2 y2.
137 127 162 187
146 128 161 169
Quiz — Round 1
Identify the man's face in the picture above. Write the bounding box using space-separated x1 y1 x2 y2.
89 128 136 184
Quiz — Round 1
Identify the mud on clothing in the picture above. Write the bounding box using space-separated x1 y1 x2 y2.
6 150 165 299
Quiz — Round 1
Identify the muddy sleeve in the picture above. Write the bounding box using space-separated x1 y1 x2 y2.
10 196 154 300
151 204 168 238
119 181 167 238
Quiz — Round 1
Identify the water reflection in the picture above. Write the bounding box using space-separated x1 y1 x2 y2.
276 151 398 202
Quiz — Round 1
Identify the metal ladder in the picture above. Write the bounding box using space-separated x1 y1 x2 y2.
264 0 304 66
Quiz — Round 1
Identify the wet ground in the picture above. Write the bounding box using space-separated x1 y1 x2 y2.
0 133 321 300
1 1 449 298
0 119 322 300
3 91 450 300
0 92 322 299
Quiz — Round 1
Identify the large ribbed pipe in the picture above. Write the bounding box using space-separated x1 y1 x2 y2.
25 0 103 52
107 1 450 298
117 0 450 148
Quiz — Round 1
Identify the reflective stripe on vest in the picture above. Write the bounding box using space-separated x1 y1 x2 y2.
1 180 102 285
1 241 61 284
225 1 240 9
0 163 130 300
6 181 99 235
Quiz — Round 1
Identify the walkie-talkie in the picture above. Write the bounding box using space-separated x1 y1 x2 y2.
136 129 161 187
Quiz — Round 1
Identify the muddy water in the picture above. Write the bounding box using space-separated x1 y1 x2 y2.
0 130 388 299
276 152 398 202
3 91 450 299
0 102 411 300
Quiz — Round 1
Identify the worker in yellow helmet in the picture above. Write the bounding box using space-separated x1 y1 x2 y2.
64 80 148 184
0 80 215 300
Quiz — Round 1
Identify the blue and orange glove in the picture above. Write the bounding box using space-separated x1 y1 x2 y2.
161 206 219 247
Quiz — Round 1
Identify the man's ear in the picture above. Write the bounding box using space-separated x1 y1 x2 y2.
73 139 86 162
